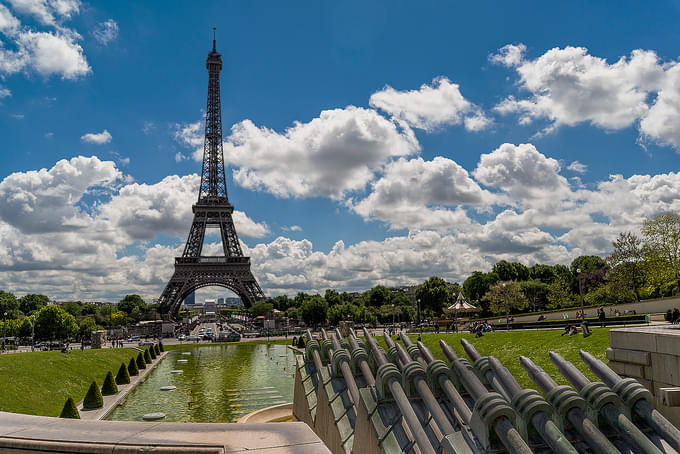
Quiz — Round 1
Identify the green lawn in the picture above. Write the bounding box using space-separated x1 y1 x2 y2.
375 328 611 391
0 348 138 416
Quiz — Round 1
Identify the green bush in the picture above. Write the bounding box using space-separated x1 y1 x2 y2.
158 342 164 352
101 371 118 395
144 349 151 363
148 346 157 359
154 344 160 355
83 381 103 409
136 352 146 369
128 357 139 376
59 397 80 419
115 362 130 385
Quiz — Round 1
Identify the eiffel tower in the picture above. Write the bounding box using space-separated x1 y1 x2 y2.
158 35 265 318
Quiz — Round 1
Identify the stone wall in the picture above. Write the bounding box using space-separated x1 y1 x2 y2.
609 325 680 425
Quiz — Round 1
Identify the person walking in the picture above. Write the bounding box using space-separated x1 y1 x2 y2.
598 306 606 328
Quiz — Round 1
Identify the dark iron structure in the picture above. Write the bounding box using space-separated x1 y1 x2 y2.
158 36 265 318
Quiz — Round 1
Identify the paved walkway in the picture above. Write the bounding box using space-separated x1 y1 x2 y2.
78 351 167 420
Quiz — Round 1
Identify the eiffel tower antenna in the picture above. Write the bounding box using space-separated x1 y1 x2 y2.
158 38 265 318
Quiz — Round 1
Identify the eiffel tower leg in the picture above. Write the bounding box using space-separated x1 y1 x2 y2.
158 277 187 319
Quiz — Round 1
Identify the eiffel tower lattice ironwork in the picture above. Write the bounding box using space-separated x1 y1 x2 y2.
158 36 265 318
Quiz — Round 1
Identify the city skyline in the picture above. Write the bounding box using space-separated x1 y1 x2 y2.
0 1 679 302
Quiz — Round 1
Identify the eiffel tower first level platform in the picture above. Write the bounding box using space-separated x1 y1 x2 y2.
158 34 265 318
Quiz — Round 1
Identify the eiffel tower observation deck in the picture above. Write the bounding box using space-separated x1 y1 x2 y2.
158 34 265 318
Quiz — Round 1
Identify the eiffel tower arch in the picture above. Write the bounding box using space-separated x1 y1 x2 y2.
158 35 265 318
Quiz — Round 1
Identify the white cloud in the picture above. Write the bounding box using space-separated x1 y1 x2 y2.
174 152 188 163
489 43 527 67
81 129 112 144
223 106 419 199
0 87 11 98
492 43 680 151
0 155 121 234
174 121 203 148
18 30 90 78
369 77 490 132
5 0 80 26
352 156 488 230
567 160 587 173
473 143 570 201
282 225 302 232
92 19 118 45
0 4 20 35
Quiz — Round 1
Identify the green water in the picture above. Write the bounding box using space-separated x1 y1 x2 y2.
106 344 296 422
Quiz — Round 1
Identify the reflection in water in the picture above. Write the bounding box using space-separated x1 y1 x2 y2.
106 344 296 422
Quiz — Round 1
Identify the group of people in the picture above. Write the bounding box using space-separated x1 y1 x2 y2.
468 320 494 337
665 308 680 324
291 336 306 348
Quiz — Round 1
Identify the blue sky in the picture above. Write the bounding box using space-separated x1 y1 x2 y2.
0 1 679 302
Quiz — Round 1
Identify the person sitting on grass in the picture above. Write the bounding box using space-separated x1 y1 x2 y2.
561 324 578 336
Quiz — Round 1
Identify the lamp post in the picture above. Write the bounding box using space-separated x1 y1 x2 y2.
391 304 395 328
577 268 585 321
416 298 421 326
31 314 35 352
2 311 7 352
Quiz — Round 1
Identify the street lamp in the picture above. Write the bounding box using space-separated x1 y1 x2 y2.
31 314 35 352
577 268 585 321
416 298 421 326
391 304 395 327
2 311 7 352
502 283 509 331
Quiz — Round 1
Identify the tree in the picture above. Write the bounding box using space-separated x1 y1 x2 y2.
250 301 274 317
78 317 100 342
83 381 103 409
463 272 499 314
0 291 19 318
299 295 328 327
547 278 577 309
529 264 557 284
18 317 33 338
482 281 527 316
19 294 48 315
59 397 80 419
492 261 529 282
61 301 84 317
327 302 359 325
416 277 453 317
642 211 680 292
116 362 131 385
571 256 608 294
34 305 78 341
520 280 549 312
109 311 128 326
606 232 646 301
117 294 146 315
324 289 342 307
367 286 391 308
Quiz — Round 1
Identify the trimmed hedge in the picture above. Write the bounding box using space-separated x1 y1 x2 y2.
128 357 139 376
101 371 118 395
143 349 152 363
136 352 146 369
154 344 160 355
149 346 157 359
158 342 164 352
116 362 130 385
83 381 103 409
59 397 80 419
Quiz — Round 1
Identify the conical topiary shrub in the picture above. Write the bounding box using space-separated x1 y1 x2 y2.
144 349 152 363
158 342 164 352
136 352 146 369
154 344 160 355
83 381 103 409
101 371 118 395
149 346 157 359
116 362 130 385
128 357 139 376
59 397 80 419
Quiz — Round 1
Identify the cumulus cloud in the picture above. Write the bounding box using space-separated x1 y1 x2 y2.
352 156 489 230
492 43 680 150
0 156 121 234
223 106 419 199
92 19 118 45
0 4 20 34
473 143 571 201
0 87 10 98
369 77 490 132
81 129 112 144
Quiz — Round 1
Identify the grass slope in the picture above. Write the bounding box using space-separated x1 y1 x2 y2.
0 348 137 416
377 328 611 391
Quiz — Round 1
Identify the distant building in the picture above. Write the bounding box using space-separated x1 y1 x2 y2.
217 297 224 305
184 291 195 306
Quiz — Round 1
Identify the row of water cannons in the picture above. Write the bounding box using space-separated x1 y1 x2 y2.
303 327 680 454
